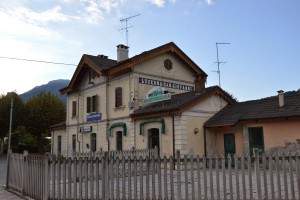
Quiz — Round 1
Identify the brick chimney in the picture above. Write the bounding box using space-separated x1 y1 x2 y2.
194 75 206 93
277 90 284 108
117 44 129 62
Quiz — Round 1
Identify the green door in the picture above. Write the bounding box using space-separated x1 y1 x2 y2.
224 134 236 157
248 127 264 156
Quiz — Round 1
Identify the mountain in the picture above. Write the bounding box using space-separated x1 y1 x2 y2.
20 79 70 102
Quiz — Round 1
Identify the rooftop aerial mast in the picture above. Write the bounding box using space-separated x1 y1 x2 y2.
119 14 141 46
214 42 230 87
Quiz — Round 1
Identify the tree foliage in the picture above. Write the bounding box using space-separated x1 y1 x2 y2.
0 92 25 139
25 92 65 152
0 92 25 153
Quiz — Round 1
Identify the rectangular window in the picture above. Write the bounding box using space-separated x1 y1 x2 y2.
115 87 123 107
92 95 98 112
72 135 76 152
72 101 77 117
87 95 98 113
57 135 62 156
87 97 91 113
90 133 97 152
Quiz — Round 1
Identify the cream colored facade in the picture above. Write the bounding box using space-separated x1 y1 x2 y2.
53 43 232 157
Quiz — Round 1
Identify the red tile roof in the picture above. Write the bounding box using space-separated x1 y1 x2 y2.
204 91 300 127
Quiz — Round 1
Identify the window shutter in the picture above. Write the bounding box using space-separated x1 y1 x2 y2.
92 95 98 112
115 87 123 107
72 101 77 116
87 97 91 113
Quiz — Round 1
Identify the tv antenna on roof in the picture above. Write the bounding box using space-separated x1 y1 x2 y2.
213 42 230 87
119 14 141 46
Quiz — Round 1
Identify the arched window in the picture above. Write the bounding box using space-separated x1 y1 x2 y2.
90 133 97 152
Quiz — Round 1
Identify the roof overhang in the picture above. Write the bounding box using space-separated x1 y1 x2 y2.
108 42 208 78
131 86 235 120
60 55 103 95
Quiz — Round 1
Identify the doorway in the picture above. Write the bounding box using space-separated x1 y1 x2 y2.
248 127 264 156
116 131 123 151
224 134 236 157
148 128 160 154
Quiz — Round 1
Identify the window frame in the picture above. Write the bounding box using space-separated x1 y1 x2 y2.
115 87 123 108
90 133 97 152
87 95 98 113
57 135 62 156
72 134 76 153
72 101 77 117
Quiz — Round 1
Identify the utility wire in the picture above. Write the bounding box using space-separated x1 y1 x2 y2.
0 56 77 66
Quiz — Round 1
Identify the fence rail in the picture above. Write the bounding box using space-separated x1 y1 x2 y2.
6 149 300 200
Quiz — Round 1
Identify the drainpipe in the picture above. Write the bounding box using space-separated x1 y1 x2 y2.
203 127 207 157
77 92 80 152
172 115 175 158
106 76 110 151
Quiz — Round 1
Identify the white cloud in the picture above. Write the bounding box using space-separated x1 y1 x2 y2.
0 9 59 38
80 0 124 24
146 0 165 7
205 0 214 6
7 6 69 25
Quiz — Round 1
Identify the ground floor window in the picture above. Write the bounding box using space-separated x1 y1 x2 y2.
90 133 97 152
224 133 236 156
248 127 264 156
148 128 160 154
57 135 62 156
116 131 123 151
72 134 76 152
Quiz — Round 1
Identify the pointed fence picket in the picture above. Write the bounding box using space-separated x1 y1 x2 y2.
6 149 300 200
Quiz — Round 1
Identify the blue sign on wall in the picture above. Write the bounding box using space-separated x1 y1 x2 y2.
87 113 102 121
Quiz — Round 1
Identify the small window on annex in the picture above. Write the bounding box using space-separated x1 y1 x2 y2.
115 87 123 107
57 135 62 156
72 134 76 153
90 133 97 152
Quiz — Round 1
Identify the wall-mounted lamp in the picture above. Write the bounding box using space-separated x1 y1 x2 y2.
194 128 199 134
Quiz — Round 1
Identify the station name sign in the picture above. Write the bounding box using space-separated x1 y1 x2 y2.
139 77 193 91
87 113 102 122
80 126 92 133
142 87 171 104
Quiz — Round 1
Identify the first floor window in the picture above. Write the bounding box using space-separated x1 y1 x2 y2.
115 87 123 107
72 101 77 117
87 95 98 113
90 133 97 152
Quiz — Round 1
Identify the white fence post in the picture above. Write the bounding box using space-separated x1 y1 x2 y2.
21 150 28 196
254 148 262 200
43 153 50 200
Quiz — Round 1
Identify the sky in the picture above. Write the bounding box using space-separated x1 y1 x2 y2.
0 0 299 101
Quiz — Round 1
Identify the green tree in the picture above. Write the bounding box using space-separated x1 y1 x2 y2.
25 92 65 153
0 92 25 153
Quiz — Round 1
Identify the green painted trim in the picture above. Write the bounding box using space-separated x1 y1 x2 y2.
109 122 127 136
139 118 165 135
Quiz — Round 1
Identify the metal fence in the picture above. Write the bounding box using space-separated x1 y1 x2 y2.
6 149 300 200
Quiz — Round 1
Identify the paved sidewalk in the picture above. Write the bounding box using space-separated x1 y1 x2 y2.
0 186 24 200
0 157 25 199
